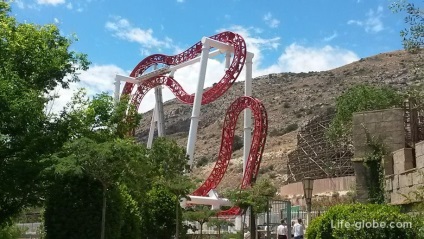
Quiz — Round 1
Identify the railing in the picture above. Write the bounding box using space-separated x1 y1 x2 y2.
404 99 424 149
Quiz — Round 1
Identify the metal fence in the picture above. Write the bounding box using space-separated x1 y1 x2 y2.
16 222 41 239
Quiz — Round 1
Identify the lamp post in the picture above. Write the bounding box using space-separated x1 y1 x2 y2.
302 177 314 227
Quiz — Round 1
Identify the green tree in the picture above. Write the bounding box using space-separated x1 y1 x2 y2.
147 137 190 180
183 205 217 238
390 0 423 52
141 183 179 239
44 90 190 239
160 175 196 239
208 218 234 238
49 137 148 239
225 178 277 238
44 175 142 239
43 91 146 239
327 84 403 142
0 1 89 225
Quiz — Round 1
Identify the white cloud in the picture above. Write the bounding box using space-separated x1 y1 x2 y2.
137 52 231 113
218 25 280 68
140 49 151 57
105 17 174 53
261 44 359 74
93 24 358 114
47 64 127 113
53 18 60 24
15 0 25 9
347 6 384 33
177 0 184 2
137 25 357 111
66 2 73 9
36 0 66 6
263 12 280 28
14 0 38 9
323 31 338 42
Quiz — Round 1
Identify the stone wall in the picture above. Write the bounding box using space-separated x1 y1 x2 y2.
352 108 406 202
352 108 424 204
279 176 355 207
385 141 424 204
280 176 355 197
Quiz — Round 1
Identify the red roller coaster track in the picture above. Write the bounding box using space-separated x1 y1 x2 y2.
122 31 246 108
122 31 268 216
194 96 268 216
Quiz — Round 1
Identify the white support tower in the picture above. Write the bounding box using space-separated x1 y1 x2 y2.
243 52 254 174
147 64 165 148
185 37 210 167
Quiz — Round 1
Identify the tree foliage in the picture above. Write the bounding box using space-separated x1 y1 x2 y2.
183 205 218 237
226 177 277 214
0 1 89 225
208 218 235 238
0 2 89 93
363 133 387 204
141 183 179 238
0 222 24 239
44 175 141 239
390 0 423 52
327 84 403 142
42 90 189 238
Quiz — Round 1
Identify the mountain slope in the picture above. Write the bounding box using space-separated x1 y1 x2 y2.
135 49 424 190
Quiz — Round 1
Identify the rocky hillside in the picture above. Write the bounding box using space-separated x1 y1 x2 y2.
135 49 424 190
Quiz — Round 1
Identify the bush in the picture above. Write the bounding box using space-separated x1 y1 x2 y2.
306 204 422 239
268 123 298 137
285 123 298 133
196 156 209 168
0 224 23 239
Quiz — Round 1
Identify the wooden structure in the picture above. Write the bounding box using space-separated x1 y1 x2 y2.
287 110 354 183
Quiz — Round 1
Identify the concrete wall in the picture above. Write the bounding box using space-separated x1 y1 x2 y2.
351 108 405 202
279 176 355 199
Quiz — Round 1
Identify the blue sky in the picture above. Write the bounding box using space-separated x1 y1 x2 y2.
10 0 418 112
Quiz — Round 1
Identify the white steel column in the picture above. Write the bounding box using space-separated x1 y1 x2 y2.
186 38 210 167
114 77 121 105
225 51 231 69
146 64 166 148
155 85 165 136
147 105 157 149
243 53 254 174
152 64 165 137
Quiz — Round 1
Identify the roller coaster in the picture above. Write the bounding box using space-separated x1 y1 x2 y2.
115 31 268 216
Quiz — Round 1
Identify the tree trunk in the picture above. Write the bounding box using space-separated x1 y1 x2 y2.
250 207 256 239
175 199 179 239
266 199 270 239
200 223 203 239
101 184 107 239
242 212 246 236
218 226 221 239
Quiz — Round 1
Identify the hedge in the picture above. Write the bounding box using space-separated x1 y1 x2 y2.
306 203 423 239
